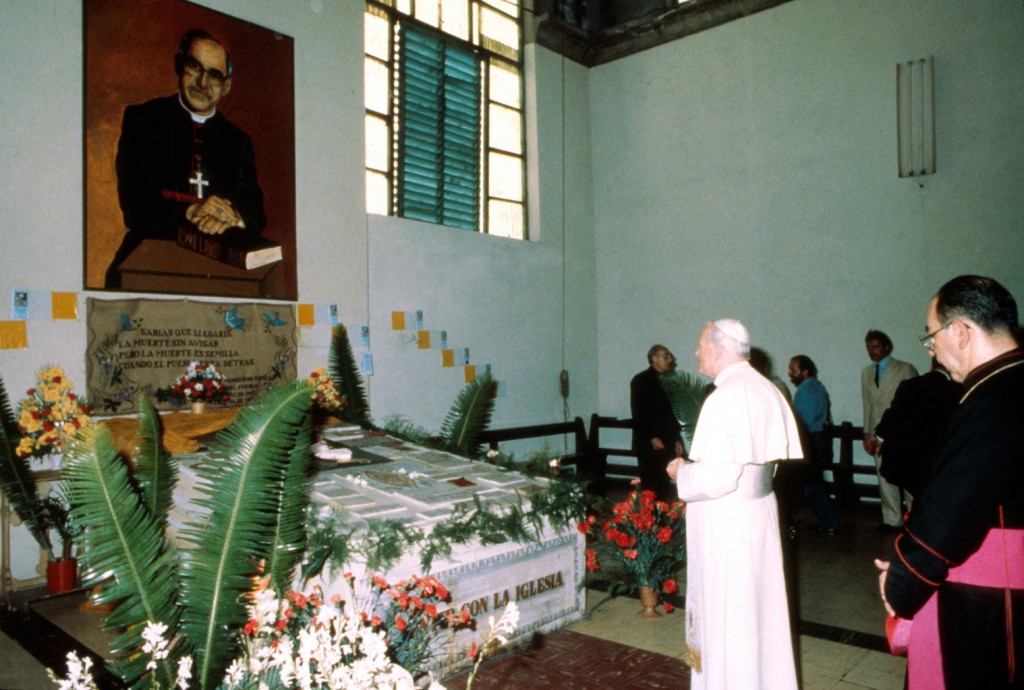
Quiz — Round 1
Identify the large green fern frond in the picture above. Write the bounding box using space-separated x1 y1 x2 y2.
327 324 372 427
133 397 176 534
658 370 712 447
439 370 496 457
62 424 184 689
0 376 54 559
263 406 314 593
178 381 314 690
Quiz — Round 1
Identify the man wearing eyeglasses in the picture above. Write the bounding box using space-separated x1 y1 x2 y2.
860 329 919 532
876 275 1024 689
105 29 266 288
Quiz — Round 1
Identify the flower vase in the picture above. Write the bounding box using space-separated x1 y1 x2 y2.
638 586 662 619
191 400 206 415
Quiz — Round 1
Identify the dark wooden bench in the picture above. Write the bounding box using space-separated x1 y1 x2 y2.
823 421 879 507
585 414 641 493
478 417 598 478
479 416 881 505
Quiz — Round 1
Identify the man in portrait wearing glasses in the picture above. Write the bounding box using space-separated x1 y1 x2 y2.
104 29 266 288
860 329 919 532
876 275 1024 689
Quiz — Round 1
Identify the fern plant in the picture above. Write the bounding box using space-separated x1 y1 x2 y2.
439 369 497 457
658 369 712 446
327 324 372 428
63 380 315 690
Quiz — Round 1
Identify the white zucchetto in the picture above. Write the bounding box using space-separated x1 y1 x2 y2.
714 318 750 347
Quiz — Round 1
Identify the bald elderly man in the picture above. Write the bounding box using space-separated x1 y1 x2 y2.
668 319 803 690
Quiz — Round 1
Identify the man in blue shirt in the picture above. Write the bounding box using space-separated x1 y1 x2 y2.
787 355 839 534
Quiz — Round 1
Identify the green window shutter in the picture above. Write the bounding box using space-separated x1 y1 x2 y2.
399 25 481 230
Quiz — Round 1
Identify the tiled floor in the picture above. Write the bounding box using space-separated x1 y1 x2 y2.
1 502 907 689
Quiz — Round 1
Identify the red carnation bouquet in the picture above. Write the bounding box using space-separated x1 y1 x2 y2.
579 479 685 611
168 361 230 404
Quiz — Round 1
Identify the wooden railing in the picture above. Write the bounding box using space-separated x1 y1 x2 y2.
480 416 880 503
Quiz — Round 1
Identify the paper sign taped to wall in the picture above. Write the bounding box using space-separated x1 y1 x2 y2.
51 292 79 320
0 320 28 349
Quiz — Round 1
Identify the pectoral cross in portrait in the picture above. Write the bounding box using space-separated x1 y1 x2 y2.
189 168 209 200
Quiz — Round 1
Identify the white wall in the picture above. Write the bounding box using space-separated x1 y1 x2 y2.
2 0 1022 573
589 0 1024 435
0 2 598 434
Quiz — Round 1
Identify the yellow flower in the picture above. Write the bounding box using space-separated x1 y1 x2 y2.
16 365 90 458
16 437 35 457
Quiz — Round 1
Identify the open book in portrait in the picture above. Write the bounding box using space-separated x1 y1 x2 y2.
176 225 283 270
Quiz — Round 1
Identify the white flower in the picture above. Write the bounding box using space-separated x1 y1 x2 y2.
486 449 500 459
488 601 520 647
47 652 97 690
223 659 246 688
176 657 193 689
140 621 170 670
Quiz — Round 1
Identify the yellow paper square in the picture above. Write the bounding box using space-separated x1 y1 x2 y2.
392 311 405 330
464 365 476 383
0 320 29 349
297 303 316 326
51 292 79 320
442 349 454 367
418 330 430 349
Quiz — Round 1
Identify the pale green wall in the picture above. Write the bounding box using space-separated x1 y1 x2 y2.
0 2 598 438
1 0 1022 572
589 0 1024 438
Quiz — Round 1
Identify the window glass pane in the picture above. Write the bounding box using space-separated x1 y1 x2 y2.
480 6 518 60
415 0 440 27
488 104 521 154
480 0 519 18
488 151 522 201
365 10 390 60
488 200 523 239
441 0 470 40
488 60 520 108
366 171 389 215
365 58 390 114
366 1 524 239
365 114 390 172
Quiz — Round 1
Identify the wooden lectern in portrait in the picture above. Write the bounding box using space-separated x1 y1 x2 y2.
118 239 285 299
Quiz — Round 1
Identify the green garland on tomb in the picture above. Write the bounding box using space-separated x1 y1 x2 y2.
301 451 595 580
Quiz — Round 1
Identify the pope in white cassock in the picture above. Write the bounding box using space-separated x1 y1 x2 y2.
667 319 803 690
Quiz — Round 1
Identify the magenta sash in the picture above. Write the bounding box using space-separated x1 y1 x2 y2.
907 527 1024 688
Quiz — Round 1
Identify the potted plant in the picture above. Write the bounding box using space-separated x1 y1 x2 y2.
579 479 685 617
40 488 84 592
62 383 316 689
0 373 86 593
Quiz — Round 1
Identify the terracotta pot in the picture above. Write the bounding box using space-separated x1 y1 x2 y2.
191 400 206 415
638 585 662 619
47 557 78 594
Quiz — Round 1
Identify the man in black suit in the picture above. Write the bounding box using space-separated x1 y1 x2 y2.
874 358 962 498
105 29 266 287
630 344 684 502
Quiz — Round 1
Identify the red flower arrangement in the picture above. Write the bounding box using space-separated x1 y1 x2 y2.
369 573 475 674
168 361 230 404
579 479 685 611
